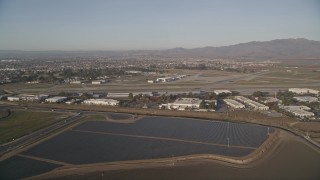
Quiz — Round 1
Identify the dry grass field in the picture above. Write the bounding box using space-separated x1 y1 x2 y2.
0 110 70 144
1 66 319 94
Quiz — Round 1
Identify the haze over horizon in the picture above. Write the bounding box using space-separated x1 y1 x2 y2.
0 0 319 51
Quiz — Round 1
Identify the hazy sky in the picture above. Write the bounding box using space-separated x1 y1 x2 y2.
0 0 319 50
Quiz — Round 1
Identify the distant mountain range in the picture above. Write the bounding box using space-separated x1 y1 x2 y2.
1 38 320 59
156 38 320 59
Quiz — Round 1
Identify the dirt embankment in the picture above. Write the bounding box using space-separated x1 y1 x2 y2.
25 103 318 134
0 109 11 119
27 130 280 180
46 104 320 138
27 103 294 125
15 101 320 137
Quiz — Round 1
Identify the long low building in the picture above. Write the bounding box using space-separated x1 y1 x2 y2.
263 97 280 104
224 99 245 109
45 96 67 103
107 93 129 98
289 88 319 95
18 94 49 101
83 99 119 106
132 92 153 96
7 96 20 101
280 106 314 118
293 96 318 103
214 90 232 95
234 96 269 110
156 77 173 82
167 98 202 110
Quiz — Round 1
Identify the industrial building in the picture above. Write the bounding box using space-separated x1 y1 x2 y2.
65 99 82 105
7 97 20 101
214 90 232 95
154 75 186 83
293 96 318 103
132 92 153 96
107 93 129 98
280 106 314 118
263 97 280 104
156 77 173 82
18 94 49 101
70 80 82 84
125 71 142 74
45 96 67 103
234 96 269 110
36 95 49 101
19 95 37 101
175 75 187 79
224 99 245 109
165 98 202 110
92 80 103 85
83 99 119 106
289 88 319 95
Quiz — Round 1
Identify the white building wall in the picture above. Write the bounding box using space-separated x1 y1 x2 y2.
167 98 202 110
92 81 101 85
8 97 20 101
45 96 67 103
289 88 319 95
83 99 119 106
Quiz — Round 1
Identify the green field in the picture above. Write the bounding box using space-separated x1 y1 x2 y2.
262 70 320 80
0 110 70 144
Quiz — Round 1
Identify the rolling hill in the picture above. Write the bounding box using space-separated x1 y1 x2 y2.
1 38 320 59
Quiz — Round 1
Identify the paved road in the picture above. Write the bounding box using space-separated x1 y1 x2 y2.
0 109 83 157
0 105 132 158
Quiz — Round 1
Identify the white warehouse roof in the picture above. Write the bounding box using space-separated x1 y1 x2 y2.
234 96 269 110
224 99 245 109
289 88 319 95
83 99 119 106
214 90 232 95
280 106 314 118
293 96 318 103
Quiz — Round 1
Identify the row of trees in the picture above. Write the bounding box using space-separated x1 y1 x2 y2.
61 68 126 79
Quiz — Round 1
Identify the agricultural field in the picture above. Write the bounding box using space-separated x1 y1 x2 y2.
234 66 320 87
0 110 70 144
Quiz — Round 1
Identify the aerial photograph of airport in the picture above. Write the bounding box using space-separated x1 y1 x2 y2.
0 0 319 179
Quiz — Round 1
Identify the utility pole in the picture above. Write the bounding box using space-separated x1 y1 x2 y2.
171 154 175 166
227 137 229 148
227 122 230 148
